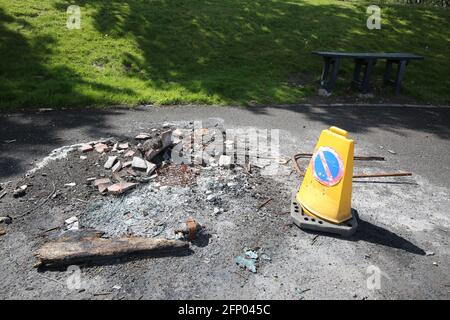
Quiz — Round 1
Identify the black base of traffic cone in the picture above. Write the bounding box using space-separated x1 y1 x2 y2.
291 191 358 237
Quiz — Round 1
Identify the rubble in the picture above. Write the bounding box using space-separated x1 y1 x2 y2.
13 185 28 198
161 130 173 148
94 178 111 187
146 161 157 175
174 217 203 241
111 161 122 173
98 184 109 193
123 161 132 168
135 133 151 140
145 148 159 162
124 150 135 158
132 157 147 171
64 182 76 187
107 182 137 195
65 216 79 231
0 216 12 225
104 156 118 170
118 142 129 150
218 155 232 168
79 144 93 153
94 143 109 153
94 178 112 193
28 123 274 243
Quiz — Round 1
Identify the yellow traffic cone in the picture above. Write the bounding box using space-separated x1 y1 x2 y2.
291 126 358 236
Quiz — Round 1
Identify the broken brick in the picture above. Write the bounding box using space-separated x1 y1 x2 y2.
122 161 132 168
135 133 151 140
112 171 127 182
145 161 157 175
13 185 28 198
124 150 136 158
79 144 93 153
94 178 111 187
219 155 232 168
107 182 137 195
118 142 129 150
161 129 173 148
112 161 122 173
94 143 109 153
104 156 118 169
145 148 160 161
98 183 109 193
132 157 147 170
126 168 138 177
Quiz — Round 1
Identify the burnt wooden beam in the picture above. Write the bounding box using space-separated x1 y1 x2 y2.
35 231 189 268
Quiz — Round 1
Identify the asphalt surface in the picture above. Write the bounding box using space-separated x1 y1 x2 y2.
2 104 450 187
1 104 449 300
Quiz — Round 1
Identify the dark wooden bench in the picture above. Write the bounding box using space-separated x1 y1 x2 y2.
312 51 424 94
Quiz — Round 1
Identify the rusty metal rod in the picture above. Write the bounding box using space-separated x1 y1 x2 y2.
292 154 305 176
294 152 385 161
292 154 412 179
353 172 412 178
257 197 273 211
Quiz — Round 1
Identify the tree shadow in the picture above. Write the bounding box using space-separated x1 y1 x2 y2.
0 109 126 179
49 0 449 105
0 7 136 109
240 104 450 140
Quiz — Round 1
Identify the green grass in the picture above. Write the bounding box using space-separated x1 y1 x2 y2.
0 0 449 109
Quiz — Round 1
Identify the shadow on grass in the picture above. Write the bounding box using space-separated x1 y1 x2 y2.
2 0 449 106
48 0 448 105
0 7 135 109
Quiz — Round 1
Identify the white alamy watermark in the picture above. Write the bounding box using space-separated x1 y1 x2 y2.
66 265 109 291
66 5 81 30
366 265 390 290
169 121 282 176
366 5 381 30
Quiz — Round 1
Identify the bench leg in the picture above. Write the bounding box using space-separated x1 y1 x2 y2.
319 57 340 92
320 58 331 87
383 61 393 85
327 58 340 92
394 60 407 94
353 60 362 85
361 59 375 93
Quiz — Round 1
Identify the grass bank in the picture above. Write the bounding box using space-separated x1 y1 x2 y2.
0 0 448 109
